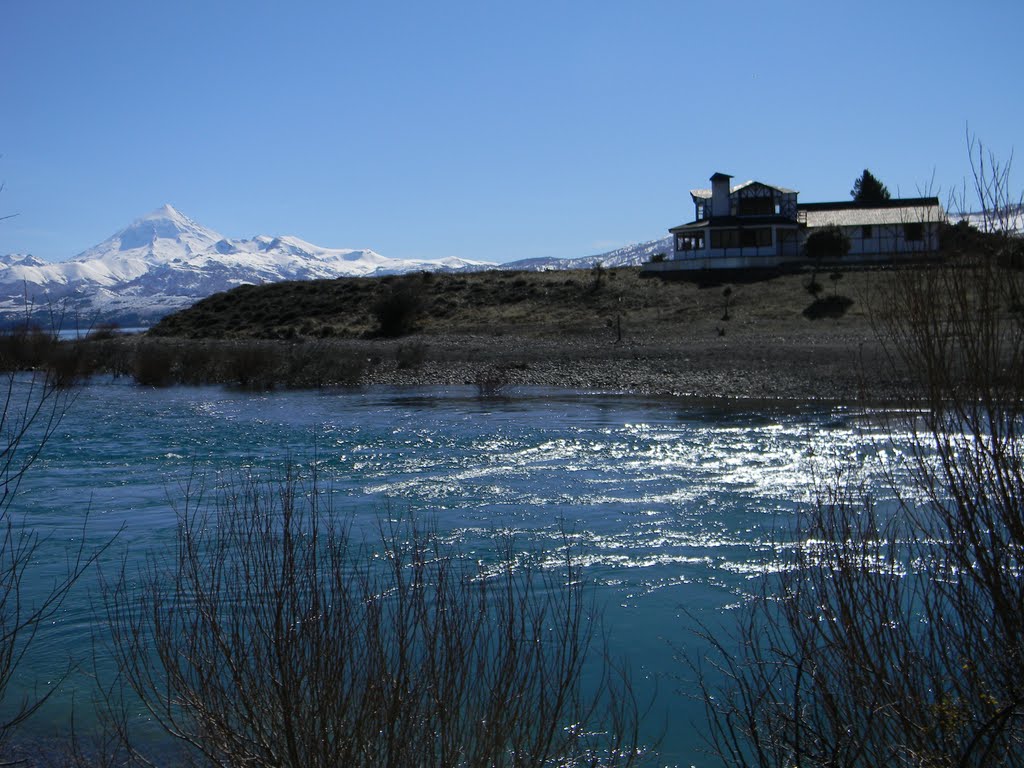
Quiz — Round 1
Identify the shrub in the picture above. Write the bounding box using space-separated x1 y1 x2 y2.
285 342 365 387
474 366 511 397
0 342 113 753
0 326 56 371
395 340 427 370
102 475 649 767
803 225 851 264
373 276 426 337
85 322 122 341
226 342 282 390
132 342 176 387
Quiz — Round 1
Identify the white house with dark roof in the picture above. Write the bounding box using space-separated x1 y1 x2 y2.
644 172 945 273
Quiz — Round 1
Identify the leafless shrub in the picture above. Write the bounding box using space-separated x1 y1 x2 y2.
951 131 1024 238
225 340 283 389
0 325 57 371
101 473 650 767
396 340 428 369
474 366 511 398
0 372 114 757
698 141 1024 766
286 341 365 387
132 342 176 387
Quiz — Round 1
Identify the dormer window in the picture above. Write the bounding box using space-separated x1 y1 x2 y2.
737 197 775 216
696 202 706 220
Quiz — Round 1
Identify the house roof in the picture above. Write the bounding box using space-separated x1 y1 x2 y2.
800 197 945 227
670 215 801 233
690 180 798 201
732 180 798 195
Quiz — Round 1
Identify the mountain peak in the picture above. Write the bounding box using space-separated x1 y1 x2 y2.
130 204 212 234
118 205 222 253
146 203 185 220
69 205 225 265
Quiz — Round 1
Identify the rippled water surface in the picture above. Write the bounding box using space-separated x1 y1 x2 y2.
11 381 907 765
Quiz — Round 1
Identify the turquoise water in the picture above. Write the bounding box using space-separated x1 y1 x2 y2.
8 381 903 765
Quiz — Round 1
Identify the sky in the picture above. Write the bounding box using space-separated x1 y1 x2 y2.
1 0 1022 264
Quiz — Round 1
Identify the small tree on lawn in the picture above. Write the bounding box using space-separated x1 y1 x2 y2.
721 286 733 321
851 169 891 204
829 270 843 296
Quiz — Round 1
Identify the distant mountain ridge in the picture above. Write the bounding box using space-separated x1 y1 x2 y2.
501 237 672 272
0 205 666 326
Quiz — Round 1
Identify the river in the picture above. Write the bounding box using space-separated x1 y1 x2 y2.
7 380 908 765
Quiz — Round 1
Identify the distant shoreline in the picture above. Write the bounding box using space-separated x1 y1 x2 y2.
70 325 891 404
36 266 914 402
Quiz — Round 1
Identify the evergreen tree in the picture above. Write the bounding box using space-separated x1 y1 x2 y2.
850 169 891 203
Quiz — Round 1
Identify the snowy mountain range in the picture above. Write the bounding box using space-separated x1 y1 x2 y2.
499 236 673 272
0 205 666 326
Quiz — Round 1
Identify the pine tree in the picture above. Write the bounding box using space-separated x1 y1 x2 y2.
850 169 891 203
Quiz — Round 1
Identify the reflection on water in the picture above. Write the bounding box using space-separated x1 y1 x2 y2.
11 382 910 765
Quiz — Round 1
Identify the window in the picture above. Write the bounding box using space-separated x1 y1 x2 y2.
737 196 774 216
676 233 705 251
695 202 706 220
740 228 772 248
862 225 873 239
903 222 923 241
711 229 740 249
710 228 771 249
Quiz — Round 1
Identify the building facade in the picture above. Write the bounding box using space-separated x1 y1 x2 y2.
644 172 944 274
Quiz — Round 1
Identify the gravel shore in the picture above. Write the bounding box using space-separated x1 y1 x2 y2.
349 326 897 403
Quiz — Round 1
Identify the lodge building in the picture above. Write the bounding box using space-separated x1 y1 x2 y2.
643 172 944 273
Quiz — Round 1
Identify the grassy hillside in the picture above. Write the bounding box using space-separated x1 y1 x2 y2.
149 266 875 342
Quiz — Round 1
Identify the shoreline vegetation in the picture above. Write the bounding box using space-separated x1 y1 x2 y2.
3 265 923 402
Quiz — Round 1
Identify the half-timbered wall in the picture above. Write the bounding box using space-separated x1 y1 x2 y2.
729 183 798 218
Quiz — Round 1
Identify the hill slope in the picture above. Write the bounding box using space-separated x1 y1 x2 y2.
150 264 873 341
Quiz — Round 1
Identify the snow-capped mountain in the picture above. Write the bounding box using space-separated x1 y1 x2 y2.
0 204 669 326
501 236 673 272
0 205 492 325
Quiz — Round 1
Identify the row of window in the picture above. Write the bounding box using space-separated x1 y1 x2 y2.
695 198 783 220
676 228 773 251
711 228 773 249
677 224 926 252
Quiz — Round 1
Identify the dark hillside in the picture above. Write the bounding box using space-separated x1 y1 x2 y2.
149 266 866 342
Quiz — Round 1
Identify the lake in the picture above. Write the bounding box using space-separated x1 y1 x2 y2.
7 380 908 765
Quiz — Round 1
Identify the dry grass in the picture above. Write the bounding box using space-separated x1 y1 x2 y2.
148 266 879 344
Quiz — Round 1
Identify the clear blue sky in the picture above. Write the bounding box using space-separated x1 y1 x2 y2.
2 0 1022 263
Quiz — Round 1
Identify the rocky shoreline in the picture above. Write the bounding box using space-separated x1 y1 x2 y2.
342 329 896 403
70 315 901 403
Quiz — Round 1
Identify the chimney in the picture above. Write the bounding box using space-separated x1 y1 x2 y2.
710 172 732 217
